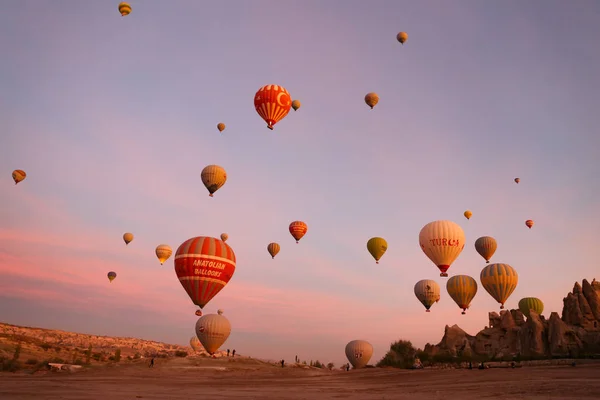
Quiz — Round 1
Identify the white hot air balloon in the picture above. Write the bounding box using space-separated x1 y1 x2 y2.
195 311 232 355
414 279 441 312
190 336 202 352
345 340 373 369
419 220 466 277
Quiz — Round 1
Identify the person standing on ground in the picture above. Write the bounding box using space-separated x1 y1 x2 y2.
281 359 285 368
227 349 230 357
232 349 236 357
149 358 155 368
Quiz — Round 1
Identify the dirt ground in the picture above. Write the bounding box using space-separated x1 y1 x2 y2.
1 357 600 400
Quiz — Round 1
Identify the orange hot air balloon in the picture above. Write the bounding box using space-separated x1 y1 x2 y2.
174 236 236 311
12 170 26 185
514 178 520 184
195 309 203 317
289 221 307 244
267 242 280 259
254 84 292 130
525 220 534 229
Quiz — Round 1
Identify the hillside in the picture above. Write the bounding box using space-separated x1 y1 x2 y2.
0 321 219 371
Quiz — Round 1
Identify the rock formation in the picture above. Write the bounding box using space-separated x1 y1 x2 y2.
424 278 600 359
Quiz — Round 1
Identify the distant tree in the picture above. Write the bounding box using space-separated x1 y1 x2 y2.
313 360 324 368
12 344 22 361
376 339 417 369
327 362 335 370
114 349 121 362
85 344 92 365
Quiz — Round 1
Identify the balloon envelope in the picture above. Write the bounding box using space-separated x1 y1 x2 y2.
12 170 26 185
195 313 232 355
289 221 308 243
345 340 373 369
414 280 440 312
474 236 497 263
364 93 379 109
480 263 518 309
254 84 292 130
220 233 228 242
267 242 280 259
367 237 387 264
397 32 408 44
190 336 202 352
464 210 472 220
155 244 172 265
518 297 544 319
107 271 117 282
418 220 465 277
447 275 478 314
174 236 236 309
201 165 227 197
123 232 134 245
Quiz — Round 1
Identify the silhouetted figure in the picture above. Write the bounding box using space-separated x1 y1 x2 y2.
295 355 298 363
232 349 236 357
227 349 230 357
511 361 516 369
281 359 285 368
346 364 350 371
478 362 485 370
468 362 472 370
149 358 155 368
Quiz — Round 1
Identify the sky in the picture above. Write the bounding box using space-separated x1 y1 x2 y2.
1 0 599 366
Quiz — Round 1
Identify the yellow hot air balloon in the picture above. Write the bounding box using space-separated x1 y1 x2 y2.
291 100 301 111
366 237 387 264
217 123 226 133
123 232 134 245
464 210 472 220
195 311 231 355
480 263 518 309
364 93 379 109
518 297 544 319
419 220 466 277
267 242 280 259
414 280 441 312
118 2 131 16
220 233 229 242
396 32 408 44
345 340 373 369
447 275 478 315
201 165 227 197
155 244 172 265
474 236 497 263
190 336 202 352
12 170 26 185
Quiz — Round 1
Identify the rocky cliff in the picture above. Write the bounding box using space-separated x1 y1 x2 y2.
424 278 600 359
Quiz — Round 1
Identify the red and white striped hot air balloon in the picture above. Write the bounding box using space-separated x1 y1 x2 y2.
174 236 236 314
254 84 292 130
289 221 308 243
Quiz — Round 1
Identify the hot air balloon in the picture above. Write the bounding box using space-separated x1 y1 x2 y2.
254 84 292 130
291 100 301 111
201 165 227 197
419 220 466 277
195 310 203 317
190 336 202 352
107 271 117 283
480 263 518 309
289 221 307 243
525 220 534 229
123 232 133 245
414 280 441 312
217 309 224 315
12 170 26 185
474 236 497 263
447 275 478 314
175 236 236 311
345 340 373 369
267 242 280 259
464 210 472 220
118 2 131 16
366 237 387 264
220 233 228 242
217 123 226 133
364 93 379 109
195 311 231 355
396 32 408 44
514 178 520 184
518 297 544 319
155 244 172 265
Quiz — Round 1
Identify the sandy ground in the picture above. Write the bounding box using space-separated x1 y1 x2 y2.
1 357 600 400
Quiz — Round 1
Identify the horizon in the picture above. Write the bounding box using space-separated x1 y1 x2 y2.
1 1 599 367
